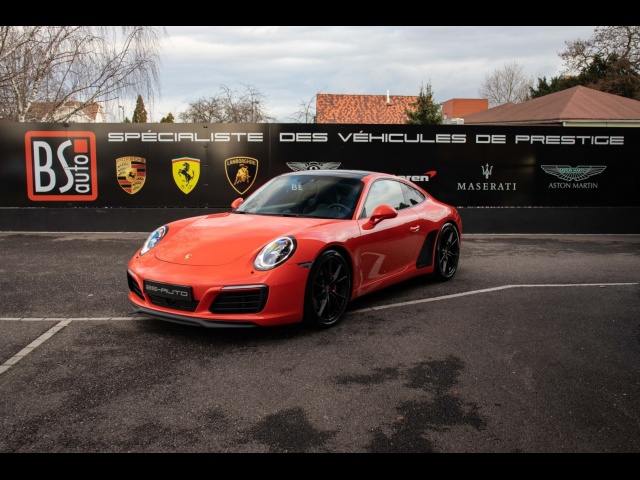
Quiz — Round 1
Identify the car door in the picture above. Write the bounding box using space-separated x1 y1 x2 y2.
354 179 424 288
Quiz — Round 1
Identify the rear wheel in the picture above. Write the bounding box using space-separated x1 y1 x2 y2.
303 250 351 329
434 222 460 281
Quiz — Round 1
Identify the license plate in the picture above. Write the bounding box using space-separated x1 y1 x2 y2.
144 280 193 302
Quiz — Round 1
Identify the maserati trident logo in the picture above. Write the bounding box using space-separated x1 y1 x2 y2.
481 163 493 179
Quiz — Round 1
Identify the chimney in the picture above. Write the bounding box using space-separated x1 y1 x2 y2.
386 90 391 105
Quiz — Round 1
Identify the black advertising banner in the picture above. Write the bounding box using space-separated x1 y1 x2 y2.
0 122 637 208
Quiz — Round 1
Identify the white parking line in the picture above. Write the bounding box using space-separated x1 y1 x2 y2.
0 320 72 375
348 282 639 313
0 282 638 376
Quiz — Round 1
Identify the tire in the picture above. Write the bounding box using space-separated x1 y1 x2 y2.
303 249 351 329
434 222 460 281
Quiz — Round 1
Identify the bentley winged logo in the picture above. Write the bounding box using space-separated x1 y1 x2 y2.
172 157 200 194
286 162 341 171
541 165 607 182
225 156 258 194
116 156 146 194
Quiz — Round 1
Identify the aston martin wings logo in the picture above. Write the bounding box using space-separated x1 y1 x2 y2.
172 157 200 194
225 156 258 195
286 162 341 171
541 165 607 182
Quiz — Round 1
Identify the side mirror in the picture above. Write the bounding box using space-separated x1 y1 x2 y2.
363 204 397 230
231 198 244 210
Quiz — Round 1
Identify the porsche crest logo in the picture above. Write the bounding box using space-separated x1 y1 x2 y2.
116 156 146 194
172 157 200 194
225 156 258 194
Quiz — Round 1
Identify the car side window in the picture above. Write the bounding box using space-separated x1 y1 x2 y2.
361 179 404 218
401 182 426 207
360 179 427 218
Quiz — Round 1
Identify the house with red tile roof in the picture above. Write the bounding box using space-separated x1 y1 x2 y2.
315 92 487 124
315 86 640 127
461 86 640 127
25 100 106 123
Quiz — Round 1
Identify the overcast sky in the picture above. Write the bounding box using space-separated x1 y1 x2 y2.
137 26 598 123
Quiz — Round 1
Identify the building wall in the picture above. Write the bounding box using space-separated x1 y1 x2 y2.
442 99 488 120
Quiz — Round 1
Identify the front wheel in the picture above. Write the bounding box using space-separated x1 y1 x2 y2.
434 222 460 281
303 249 351 329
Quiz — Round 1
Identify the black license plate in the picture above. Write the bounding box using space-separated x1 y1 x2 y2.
144 280 193 302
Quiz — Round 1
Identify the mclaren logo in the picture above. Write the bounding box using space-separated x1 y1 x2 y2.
225 156 258 194
541 165 607 181
287 162 341 171
116 156 146 194
172 157 200 194
396 171 436 182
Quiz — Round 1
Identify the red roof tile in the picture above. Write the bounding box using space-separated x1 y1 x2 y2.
316 93 417 124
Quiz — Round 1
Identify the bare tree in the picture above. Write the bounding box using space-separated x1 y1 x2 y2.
288 93 320 123
478 61 534 108
178 96 226 123
560 26 640 75
0 26 166 122
178 83 275 123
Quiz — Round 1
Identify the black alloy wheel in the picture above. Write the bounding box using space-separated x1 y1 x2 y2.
303 249 351 329
434 222 460 281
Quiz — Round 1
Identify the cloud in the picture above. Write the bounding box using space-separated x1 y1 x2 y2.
132 26 597 123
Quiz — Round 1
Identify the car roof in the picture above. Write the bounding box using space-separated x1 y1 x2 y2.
281 170 378 180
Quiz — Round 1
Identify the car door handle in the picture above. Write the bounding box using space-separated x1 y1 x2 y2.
410 225 420 233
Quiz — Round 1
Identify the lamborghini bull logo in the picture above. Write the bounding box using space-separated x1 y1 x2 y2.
225 157 258 195
234 164 251 184
172 157 200 194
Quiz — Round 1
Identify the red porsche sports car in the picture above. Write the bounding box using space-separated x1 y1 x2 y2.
127 170 462 329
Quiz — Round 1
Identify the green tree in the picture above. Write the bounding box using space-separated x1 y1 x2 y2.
532 26 640 100
405 82 443 125
530 53 640 100
160 113 175 123
580 54 640 99
530 75 581 98
131 95 148 123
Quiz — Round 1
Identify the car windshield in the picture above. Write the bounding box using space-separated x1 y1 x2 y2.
234 174 364 219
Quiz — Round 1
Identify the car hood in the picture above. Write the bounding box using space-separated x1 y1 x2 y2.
153 212 325 266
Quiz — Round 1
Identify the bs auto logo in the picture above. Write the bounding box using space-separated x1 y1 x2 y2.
25 131 98 201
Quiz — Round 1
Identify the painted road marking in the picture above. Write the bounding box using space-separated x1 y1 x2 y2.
1 282 638 376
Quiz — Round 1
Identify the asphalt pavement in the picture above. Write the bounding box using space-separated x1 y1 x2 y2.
0 232 639 454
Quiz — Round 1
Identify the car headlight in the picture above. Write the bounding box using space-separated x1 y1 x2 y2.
254 236 297 271
140 225 168 255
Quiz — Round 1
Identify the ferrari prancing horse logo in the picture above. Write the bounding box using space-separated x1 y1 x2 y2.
225 156 258 195
172 157 201 194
